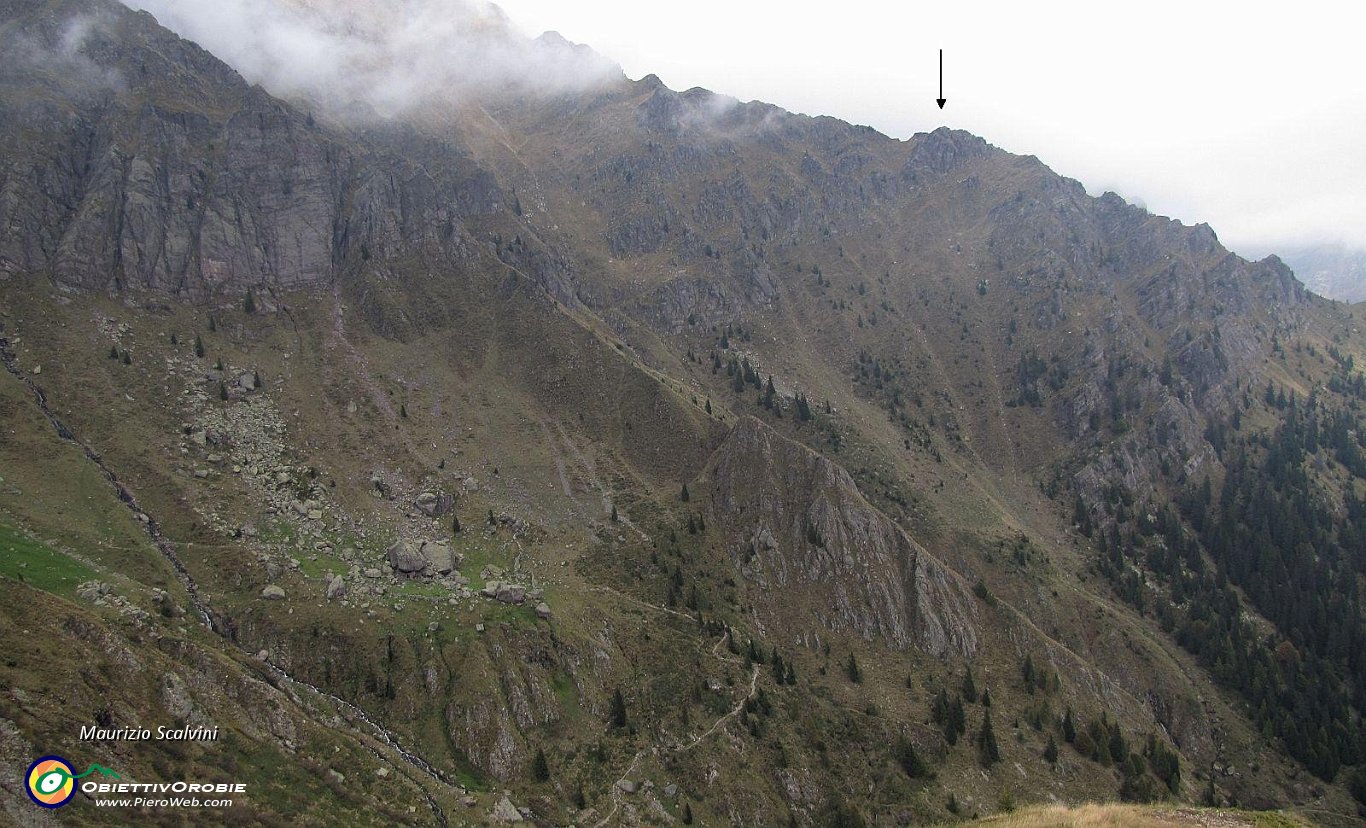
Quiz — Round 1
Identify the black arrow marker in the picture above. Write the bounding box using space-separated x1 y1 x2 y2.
937 49 946 109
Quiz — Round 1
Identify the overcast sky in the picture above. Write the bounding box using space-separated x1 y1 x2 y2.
492 0 1366 257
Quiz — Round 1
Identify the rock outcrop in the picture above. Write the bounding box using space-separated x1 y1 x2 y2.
0 0 505 297
706 417 977 657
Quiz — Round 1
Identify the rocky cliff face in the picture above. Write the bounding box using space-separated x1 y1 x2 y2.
706 417 977 657
4 0 1365 819
0 0 510 298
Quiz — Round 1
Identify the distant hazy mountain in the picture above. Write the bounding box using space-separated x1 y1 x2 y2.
1275 244 1366 303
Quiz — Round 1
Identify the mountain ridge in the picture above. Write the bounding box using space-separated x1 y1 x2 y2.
1 0 1364 823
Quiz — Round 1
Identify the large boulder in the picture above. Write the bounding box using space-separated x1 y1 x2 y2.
420 540 459 575
324 575 347 600
489 797 523 823
260 585 286 600
495 584 526 605
415 491 454 517
386 540 426 574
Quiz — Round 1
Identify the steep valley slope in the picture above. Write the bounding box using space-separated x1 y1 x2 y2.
2 0 1365 825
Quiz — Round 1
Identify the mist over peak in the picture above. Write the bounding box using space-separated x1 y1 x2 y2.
121 0 622 118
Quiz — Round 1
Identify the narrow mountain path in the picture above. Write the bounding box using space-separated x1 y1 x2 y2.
675 663 760 754
595 663 761 827
579 578 760 825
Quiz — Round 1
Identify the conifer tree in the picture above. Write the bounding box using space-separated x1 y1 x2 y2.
962 667 978 703
949 696 966 743
977 709 1001 767
895 735 931 779
609 688 628 728
845 651 862 683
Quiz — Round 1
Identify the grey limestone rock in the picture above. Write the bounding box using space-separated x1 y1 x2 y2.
386 540 426 574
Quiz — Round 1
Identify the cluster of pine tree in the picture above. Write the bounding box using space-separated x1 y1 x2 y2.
1096 385 1366 792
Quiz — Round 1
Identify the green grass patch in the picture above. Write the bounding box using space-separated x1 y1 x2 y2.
0 524 99 596
1248 812 1307 828
552 670 577 705
483 601 536 626
456 536 507 589
297 552 349 579
255 518 298 545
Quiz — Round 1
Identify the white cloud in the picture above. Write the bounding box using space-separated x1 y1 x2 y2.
121 0 620 118
119 0 1366 254
490 0 1366 254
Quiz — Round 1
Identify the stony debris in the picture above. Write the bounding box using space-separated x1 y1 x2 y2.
160 673 195 721
260 585 286 600
415 491 453 517
480 580 528 604
489 796 524 822
495 584 526 604
151 589 184 618
534 602 552 619
324 574 347 600
75 581 153 624
370 473 393 500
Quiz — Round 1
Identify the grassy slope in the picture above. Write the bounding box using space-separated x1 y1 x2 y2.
3 258 1362 822
960 803 1318 828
